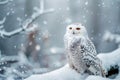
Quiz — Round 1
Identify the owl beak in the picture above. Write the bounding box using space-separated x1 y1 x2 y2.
72 32 75 34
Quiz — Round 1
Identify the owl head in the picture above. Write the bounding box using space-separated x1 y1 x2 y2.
66 23 88 37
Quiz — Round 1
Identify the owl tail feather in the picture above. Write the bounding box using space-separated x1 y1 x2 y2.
100 65 106 77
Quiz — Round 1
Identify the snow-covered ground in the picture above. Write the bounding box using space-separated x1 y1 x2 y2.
85 76 111 80
24 64 109 80
24 64 89 80
25 48 120 80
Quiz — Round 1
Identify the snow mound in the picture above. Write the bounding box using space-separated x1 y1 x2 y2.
25 48 120 80
97 48 120 71
85 76 111 80
24 65 89 80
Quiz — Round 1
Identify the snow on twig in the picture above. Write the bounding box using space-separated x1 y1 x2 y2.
0 0 12 5
0 17 6 25
0 0 55 38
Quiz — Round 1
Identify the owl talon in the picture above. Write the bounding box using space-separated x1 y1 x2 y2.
75 68 80 73
69 64 75 69
102 70 106 77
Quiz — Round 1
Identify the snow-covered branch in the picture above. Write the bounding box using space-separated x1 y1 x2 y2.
0 17 6 25
0 24 38 38
0 0 12 5
103 31 120 46
98 48 120 78
0 0 54 38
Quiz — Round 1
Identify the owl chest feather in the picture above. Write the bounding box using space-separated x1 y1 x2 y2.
67 37 85 58
64 34 86 59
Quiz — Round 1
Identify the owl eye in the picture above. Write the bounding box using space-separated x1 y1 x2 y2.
76 28 80 30
69 27 72 30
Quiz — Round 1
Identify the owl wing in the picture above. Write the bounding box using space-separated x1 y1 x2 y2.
80 38 102 75
84 38 97 56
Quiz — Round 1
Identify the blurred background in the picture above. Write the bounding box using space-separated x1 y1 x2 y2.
0 0 120 79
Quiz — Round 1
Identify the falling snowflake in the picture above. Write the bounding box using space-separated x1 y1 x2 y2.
21 43 24 47
58 8 62 10
50 47 57 54
17 17 22 22
6 12 10 16
29 42 32 46
43 21 48 25
35 45 41 51
82 15 86 19
25 14 27 17
102 2 105 7
85 1 88 5
65 18 72 24
38 37 41 40
66 7 70 11
14 45 17 49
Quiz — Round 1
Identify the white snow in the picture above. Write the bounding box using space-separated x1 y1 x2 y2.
17 17 22 22
97 48 120 72
0 0 12 5
0 17 6 25
66 7 70 11
65 18 72 24
43 21 48 25
50 47 64 54
25 48 120 80
0 0 54 38
85 1 88 5
35 45 41 51
85 76 111 80
24 64 89 80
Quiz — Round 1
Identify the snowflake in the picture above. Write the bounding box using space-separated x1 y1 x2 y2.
85 1 88 5
66 7 70 11
35 45 41 51
43 21 48 25
65 18 72 24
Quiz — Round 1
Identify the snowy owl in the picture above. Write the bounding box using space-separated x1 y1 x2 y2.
64 23 105 77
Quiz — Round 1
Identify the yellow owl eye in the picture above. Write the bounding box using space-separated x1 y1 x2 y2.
76 28 80 30
69 27 72 30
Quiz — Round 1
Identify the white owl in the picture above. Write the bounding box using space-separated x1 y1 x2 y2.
64 23 105 77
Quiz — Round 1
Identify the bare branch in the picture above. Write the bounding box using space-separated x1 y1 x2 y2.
0 0 55 38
